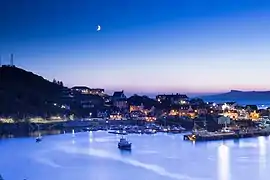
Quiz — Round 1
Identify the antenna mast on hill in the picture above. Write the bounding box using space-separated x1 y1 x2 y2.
0 55 1 67
10 54 14 66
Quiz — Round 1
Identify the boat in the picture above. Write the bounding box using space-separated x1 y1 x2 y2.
36 136 42 142
170 127 181 134
83 127 91 132
133 129 142 134
36 125 42 142
118 137 132 150
144 129 156 134
108 130 128 135
179 126 186 131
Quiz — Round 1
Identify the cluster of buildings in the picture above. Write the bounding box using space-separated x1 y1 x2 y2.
61 86 157 121
2 83 269 124
61 87 211 122
59 86 270 123
63 89 183 120
206 102 262 121
159 95 268 122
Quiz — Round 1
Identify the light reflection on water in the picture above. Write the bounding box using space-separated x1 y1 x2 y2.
258 136 267 177
89 131 93 143
217 144 230 180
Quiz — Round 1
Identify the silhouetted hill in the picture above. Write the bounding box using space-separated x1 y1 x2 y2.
0 66 65 118
201 90 270 103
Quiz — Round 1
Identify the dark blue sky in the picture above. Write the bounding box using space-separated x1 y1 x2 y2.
1 0 270 95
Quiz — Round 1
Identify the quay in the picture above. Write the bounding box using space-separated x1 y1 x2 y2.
183 130 270 141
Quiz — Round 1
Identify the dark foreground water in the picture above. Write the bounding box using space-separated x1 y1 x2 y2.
0 131 270 180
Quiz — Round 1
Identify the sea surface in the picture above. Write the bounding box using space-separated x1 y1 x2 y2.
0 131 270 180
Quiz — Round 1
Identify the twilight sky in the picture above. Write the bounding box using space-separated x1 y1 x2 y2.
1 0 270 95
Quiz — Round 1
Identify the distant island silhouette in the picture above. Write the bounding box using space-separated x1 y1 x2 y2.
201 90 270 104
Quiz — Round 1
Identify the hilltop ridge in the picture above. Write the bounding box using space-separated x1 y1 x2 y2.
0 65 65 118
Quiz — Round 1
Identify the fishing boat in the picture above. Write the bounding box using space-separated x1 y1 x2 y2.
118 137 132 150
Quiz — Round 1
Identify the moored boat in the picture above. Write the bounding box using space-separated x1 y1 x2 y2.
108 130 128 135
36 136 42 142
36 128 42 142
170 127 181 134
144 129 156 134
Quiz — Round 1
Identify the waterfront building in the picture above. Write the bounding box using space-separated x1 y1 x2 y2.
168 105 191 117
145 116 156 122
222 110 239 120
130 103 144 112
109 112 124 120
0 117 14 123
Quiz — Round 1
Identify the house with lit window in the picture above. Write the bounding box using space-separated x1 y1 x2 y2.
74 94 104 109
109 112 123 120
156 94 189 105
218 102 237 111
89 88 105 96
130 103 144 112
222 110 239 120
111 90 128 110
191 105 208 115
130 110 145 119
71 86 91 94
71 86 105 96
169 105 190 116
167 104 209 118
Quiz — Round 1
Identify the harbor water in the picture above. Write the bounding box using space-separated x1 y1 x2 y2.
0 131 270 180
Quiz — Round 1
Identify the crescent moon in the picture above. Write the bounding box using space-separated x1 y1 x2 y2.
97 25 101 31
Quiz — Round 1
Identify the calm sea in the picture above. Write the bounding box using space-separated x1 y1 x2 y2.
0 131 270 180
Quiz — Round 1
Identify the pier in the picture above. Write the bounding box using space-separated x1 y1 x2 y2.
183 130 270 141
